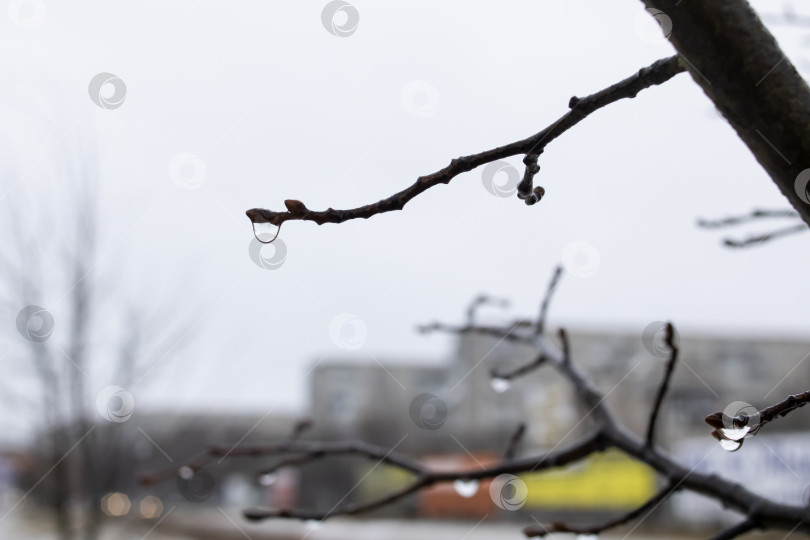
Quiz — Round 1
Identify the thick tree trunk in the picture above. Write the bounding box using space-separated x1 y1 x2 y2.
643 0 810 226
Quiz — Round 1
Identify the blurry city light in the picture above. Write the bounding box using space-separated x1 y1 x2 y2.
100 492 131 517
139 495 163 519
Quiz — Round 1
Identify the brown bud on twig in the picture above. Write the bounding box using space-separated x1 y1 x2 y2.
284 199 308 216
705 411 725 430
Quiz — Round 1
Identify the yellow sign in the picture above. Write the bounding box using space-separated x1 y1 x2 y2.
521 449 656 509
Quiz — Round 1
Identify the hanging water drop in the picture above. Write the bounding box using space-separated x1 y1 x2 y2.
719 438 743 452
258 473 278 486
305 520 321 531
178 466 194 480
252 221 281 244
453 479 480 498
490 377 511 393
719 426 750 441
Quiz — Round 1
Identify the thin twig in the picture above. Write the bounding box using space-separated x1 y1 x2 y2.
536 265 563 335
706 390 810 436
707 518 759 540
646 322 679 447
503 423 526 461
246 56 685 229
465 294 509 326
523 481 677 537
696 209 799 228
491 352 548 381
722 223 808 248
241 431 608 521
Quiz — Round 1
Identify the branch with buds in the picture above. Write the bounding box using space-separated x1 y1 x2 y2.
246 56 686 239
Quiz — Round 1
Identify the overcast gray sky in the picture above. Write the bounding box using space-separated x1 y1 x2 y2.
1 0 809 441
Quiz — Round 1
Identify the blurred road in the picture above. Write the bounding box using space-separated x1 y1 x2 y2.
0 505 776 540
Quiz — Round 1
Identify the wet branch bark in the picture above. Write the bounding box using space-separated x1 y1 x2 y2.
642 0 810 226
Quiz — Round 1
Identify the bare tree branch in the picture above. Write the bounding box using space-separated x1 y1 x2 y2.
536 265 563 335
147 288 810 536
641 0 810 226
465 294 509 326
245 56 685 234
722 223 808 248
697 209 807 247
503 422 526 461
522 481 677 538
706 390 810 438
239 431 607 521
707 518 760 540
697 209 800 228
491 352 548 381
646 322 679 447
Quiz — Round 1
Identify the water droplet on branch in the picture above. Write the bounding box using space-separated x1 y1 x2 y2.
252 221 281 244
453 479 480 498
259 473 277 486
719 426 750 441
719 439 743 452
490 378 511 393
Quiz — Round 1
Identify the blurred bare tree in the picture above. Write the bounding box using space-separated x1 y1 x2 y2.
0 159 193 538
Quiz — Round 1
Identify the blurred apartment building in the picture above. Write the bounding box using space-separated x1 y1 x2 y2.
306 325 810 524
14 325 810 529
